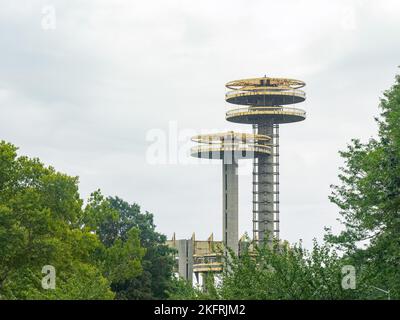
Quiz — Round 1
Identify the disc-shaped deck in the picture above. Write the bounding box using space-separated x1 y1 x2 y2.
191 131 271 160
225 76 306 106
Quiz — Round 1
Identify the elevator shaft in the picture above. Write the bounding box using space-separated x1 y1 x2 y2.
253 123 280 244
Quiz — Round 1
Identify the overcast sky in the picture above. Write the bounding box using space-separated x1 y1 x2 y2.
1 0 399 248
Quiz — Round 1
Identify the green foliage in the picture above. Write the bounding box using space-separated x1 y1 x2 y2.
92 196 175 300
0 141 114 299
102 228 144 283
2 263 114 300
170 240 364 300
167 277 206 300
83 192 146 284
0 142 152 300
326 73 400 299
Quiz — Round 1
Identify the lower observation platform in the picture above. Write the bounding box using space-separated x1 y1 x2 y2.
226 106 306 124
191 131 271 159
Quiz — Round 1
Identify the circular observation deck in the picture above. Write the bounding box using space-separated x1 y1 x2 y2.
225 76 306 106
226 106 306 124
191 131 271 159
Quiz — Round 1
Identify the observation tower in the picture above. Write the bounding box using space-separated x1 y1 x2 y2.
191 131 271 254
167 75 307 284
225 76 306 244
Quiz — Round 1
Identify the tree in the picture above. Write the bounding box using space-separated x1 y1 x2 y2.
83 192 146 285
0 140 171 300
0 141 114 299
326 73 400 299
87 196 175 299
2 263 115 300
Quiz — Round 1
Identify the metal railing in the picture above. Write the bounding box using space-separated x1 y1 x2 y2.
193 262 223 272
191 144 271 155
192 132 270 144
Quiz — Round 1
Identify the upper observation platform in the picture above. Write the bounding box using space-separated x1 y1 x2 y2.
191 131 271 160
225 76 306 106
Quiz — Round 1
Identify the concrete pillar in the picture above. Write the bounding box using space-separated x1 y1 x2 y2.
257 123 274 244
177 239 193 283
222 159 239 255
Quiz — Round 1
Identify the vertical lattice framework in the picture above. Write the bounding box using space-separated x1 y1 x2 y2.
252 123 279 242
273 124 280 240
225 76 307 246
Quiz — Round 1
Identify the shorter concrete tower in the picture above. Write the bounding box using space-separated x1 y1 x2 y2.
191 131 271 254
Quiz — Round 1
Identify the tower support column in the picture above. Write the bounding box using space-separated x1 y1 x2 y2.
222 158 239 255
177 239 193 283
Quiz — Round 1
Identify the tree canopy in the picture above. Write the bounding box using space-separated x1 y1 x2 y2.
325 73 400 299
0 141 173 299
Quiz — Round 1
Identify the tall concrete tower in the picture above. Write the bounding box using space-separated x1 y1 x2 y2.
225 76 307 244
191 131 271 254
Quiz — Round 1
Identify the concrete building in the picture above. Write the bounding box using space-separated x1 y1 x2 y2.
167 233 252 285
167 233 223 285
